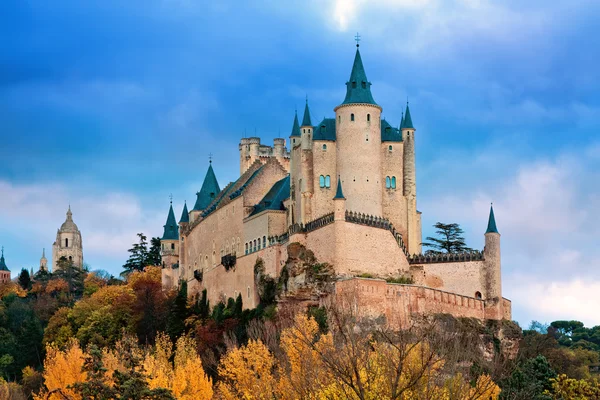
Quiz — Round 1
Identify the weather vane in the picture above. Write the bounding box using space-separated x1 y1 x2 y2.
355 32 361 47
169 193 173 204
209 153 213 163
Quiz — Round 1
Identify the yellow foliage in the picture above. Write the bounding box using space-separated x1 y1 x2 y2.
145 332 174 391
0 282 27 298
127 266 162 287
45 279 69 295
38 339 86 400
217 339 278 400
545 374 600 399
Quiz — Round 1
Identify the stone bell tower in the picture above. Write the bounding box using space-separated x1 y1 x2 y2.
52 206 84 271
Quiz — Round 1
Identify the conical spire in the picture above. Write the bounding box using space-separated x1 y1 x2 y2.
333 177 345 199
41 248 47 260
162 202 179 240
290 110 300 137
400 111 405 130
341 46 376 105
193 163 221 211
0 247 9 272
179 201 189 224
486 204 499 234
301 99 312 127
401 102 414 129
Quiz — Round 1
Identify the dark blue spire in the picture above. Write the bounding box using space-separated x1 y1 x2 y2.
193 163 221 211
486 205 499 234
341 47 377 106
290 110 301 137
301 99 312 127
0 247 8 272
179 201 189 224
401 102 414 129
333 177 345 199
162 203 179 240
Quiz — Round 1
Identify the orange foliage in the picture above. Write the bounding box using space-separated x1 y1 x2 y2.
35 339 86 400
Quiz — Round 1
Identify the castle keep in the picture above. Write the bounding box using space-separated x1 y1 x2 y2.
161 44 511 324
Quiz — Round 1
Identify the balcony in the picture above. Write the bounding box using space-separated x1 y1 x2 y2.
221 254 236 271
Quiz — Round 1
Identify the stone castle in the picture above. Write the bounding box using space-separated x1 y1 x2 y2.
161 43 511 324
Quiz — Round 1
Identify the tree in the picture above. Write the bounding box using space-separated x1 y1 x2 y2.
167 281 189 340
18 269 31 290
499 355 556 400
148 237 162 267
36 339 87 400
54 257 85 297
422 222 472 255
122 233 151 276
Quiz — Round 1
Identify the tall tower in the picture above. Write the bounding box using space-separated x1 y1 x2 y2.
52 206 84 271
483 205 503 319
299 99 314 224
401 103 421 254
178 201 189 269
334 42 383 216
160 200 180 270
289 110 301 226
0 247 10 284
40 248 48 272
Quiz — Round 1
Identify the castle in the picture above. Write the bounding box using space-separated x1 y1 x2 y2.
161 43 511 324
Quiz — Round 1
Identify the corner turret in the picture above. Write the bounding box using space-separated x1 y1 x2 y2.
160 200 180 269
483 204 503 319
179 201 189 225
341 45 377 106
191 163 221 222
0 247 10 283
301 99 313 151
333 177 346 221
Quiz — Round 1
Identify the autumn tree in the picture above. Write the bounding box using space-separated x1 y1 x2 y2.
35 339 87 400
422 222 472 254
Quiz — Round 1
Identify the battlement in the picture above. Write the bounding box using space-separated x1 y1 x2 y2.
408 251 484 264
239 137 291 175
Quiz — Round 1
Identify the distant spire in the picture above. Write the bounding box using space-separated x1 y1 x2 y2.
179 201 190 224
333 177 346 200
0 246 8 272
486 204 499 234
401 102 414 129
193 163 221 211
42 248 46 259
290 110 301 137
301 98 312 127
341 41 377 106
162 202 179 240
400 111 405 129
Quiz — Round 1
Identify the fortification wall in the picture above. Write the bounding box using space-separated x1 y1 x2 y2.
335 278 487 329
410 260 486 299
311 141 337 219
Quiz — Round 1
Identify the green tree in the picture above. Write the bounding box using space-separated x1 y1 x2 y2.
500 355 556 400
71 345 117 399
166 281 189 340
54 256 85 297
148 237 162 267
17 269 31 290
422 222 472 255
123 233 150 276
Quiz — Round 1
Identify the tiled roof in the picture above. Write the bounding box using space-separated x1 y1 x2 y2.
193 163 221 211
313 118 336 141
162 204 179 240
250 175 290 216
341 48 377 106
381 119 402 142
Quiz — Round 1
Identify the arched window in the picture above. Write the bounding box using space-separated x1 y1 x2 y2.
247 286 251 298
391 176 397 189
385 176 391 189
65 238 69 247
245 243 248 255
253 240 257 252
69 256 72 261
350 113 355 122
325 175 331 188
367 114 370 122
475 291 482 299
388 145 393 151
171 243 175 250
263 236 266 248
322 144 327 151
319 175 325 188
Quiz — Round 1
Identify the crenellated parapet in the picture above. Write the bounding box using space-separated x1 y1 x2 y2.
408 251 484 264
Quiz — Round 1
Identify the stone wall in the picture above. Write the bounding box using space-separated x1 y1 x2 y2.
410 260 486 299
311 140 337 219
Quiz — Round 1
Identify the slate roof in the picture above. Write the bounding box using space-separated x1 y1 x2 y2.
179 201 189 224
0 248 9 272
193 163 221 211
486 205 499 234
301 100 312 127
333 177 345 199
313 118 337 141
381 119 402 142
162 204 179 240
401 103 415 129
290 111 301 137
250 175 290 216
341 48 377 106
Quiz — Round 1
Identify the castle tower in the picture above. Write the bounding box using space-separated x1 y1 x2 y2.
483 205 503 319
178 201 189 269
190 162 221 223
52 206 84 271
289 111 302 225
333 177 346 221
299 100 314 223
40 248 48 272
0 247 10 284
334 43 383 217
160 200 180 269
401 103 421 255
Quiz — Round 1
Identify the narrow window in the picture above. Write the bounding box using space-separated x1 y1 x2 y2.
253 240 257 252
248 286 251 298
293 139 296 144
350 113 355 122
171 243 175 250
475 291 482 299
367 113 370 122
391 176 397 189
352 81 357 88
389 145 393 151
322 144 327 151
263 236 266 248
245 243 248 254
361 81 366 89
69 256 72 261
319 175 325 188
325 175 331 188
338 115 341 123
303 129 305 133
386 176 391 189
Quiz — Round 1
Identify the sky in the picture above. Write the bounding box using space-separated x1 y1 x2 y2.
1 0 599 327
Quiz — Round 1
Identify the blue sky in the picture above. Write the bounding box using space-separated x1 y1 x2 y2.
1 0 599 326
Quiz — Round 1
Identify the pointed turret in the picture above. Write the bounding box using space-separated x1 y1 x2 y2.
400 111 405 130
486 205 499 234
301 99 312 127
333 177 345 199
193 163 221 211
179 201 189 224
162 203 179 240
290 110 301 137
401 103 414 129
0 247 8 272
40 248 48 272
341 46 376 105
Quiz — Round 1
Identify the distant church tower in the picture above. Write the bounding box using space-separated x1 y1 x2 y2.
40 248 48 272
52 206 84 270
